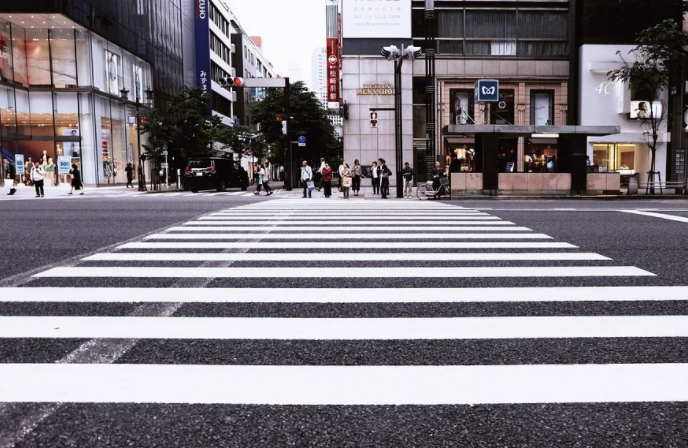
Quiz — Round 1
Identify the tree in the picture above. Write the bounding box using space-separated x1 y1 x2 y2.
251 81 340 166
216 124 255 161
139 108 168 167
167 87 223 160
608 19 688 193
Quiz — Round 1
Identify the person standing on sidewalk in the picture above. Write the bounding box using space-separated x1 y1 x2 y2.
315 158 325 191
125 163 134 188
371 161 379 195
301 160 313 198
402 162 414 199
254 163 264 195
321 161 333 198
378 158 391 199
30 160 45 198
4 159 17 196
341 163 352 199
69 163 84 195
351 159 362 197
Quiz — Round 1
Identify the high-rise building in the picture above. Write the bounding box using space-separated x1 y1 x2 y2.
311 47 327 107
0 0 185 186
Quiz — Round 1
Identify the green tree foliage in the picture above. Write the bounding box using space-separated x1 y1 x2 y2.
251 81 340 166
216 124 256 160
139 108 168 165
608 19 688 192
167 87 223 160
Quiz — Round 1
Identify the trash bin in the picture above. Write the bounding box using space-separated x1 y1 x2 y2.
627 175 639 195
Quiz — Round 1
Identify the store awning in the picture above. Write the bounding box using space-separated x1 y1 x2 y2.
443 125 620 137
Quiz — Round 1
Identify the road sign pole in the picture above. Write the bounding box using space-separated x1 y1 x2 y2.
283 78 291 191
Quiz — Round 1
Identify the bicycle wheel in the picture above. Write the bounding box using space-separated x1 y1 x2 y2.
417 184 429 200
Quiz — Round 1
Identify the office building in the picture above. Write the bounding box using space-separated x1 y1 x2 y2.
312 47 328 107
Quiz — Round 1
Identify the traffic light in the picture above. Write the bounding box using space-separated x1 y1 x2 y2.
380 45 399 61
219 76 244 87
281 120 288 135
405 46 423 61
370 112 378 128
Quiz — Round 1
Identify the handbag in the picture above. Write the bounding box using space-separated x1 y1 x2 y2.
307 180 315 191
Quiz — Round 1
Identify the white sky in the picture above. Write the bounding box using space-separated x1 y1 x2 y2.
228 0 329 88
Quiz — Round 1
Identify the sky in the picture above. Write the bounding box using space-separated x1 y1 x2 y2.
228 0 329 89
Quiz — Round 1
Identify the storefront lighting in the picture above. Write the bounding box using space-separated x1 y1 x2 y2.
531 133 559 139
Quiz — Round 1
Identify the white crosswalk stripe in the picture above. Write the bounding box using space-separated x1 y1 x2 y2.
3 198 687 425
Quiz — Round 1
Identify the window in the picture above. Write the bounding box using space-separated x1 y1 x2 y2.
530 90 554 125
491 90 514 125
211 91 232 117
449 89 475 125
592 144 636 173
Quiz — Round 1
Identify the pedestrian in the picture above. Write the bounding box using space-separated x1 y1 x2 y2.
69 163 84 195
341 163 352 199
402 162 414 199
125 162 134 188
352 159 362 196
4 159 17 196
371 161 379 195
315 157 325 191
254 163 264 195
431 161 444 199
30 160 45 198
378 158 391 199
260 163 273 196
321 161 333 198
301 160 313 198
338 159 344 191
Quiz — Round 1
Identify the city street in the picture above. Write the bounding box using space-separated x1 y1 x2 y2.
1 195 688 447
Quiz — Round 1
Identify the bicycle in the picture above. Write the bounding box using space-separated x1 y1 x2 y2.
416 177 450 200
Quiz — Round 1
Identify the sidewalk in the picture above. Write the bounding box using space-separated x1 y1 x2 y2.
0 183 140 199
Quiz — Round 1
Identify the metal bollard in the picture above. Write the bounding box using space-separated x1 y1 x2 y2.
627 176 638 195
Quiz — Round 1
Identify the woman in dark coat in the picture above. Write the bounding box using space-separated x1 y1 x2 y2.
69 163 84 195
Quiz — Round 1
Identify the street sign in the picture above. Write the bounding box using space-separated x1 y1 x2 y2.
161 163 169 169
162 145 168 151
474 79 499 102
239 78 287 89
162 151 168 156
298 136 306 147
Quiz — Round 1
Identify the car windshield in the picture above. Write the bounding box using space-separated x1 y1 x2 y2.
188 160 212 169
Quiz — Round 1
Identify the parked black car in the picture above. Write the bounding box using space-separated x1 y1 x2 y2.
183 158 249 192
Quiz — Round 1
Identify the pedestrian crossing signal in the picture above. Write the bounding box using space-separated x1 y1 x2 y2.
370 112 378 128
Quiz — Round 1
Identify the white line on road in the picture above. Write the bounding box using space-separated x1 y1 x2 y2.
620 210 688 223
0 286 683 304
117 242 578 249
1 363 687 404
0 315 683 339
34 266 653 278
165 226 533 232
187 220 512 225
198 216 503 221
83 252 609 262
145 233 552 240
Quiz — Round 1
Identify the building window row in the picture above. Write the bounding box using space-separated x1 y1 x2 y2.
210 61 231 84
209 5 231 37
211 91 232 118
210 33 231 66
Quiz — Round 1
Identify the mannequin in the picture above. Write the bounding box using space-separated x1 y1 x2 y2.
42 150 48 165
45 157 55 184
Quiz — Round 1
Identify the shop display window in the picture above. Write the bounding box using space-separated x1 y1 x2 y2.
592 143 635 174
525 140 558 173
449 145 476 172
498 138 518 172
531 90 554 125
491 90 515 125
449 89 475 125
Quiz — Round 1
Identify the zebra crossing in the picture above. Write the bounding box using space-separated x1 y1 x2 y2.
1 198 687 445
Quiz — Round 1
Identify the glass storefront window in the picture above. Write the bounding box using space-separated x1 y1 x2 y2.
491 90 515 125
449 144 477 172
75 30 92 87
525 141 558 173
498 138 518 172
25 28 51 87
0 21 13 83
593 143 636 174
50 29 77 88
11 25 28 87
449 89 475 125
531 91 554 126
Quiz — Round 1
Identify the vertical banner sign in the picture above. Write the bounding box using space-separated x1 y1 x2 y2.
58 156 72 175
326 37 340 109
195 0 212 114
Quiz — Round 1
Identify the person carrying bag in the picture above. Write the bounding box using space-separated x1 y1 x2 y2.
301 160 313 198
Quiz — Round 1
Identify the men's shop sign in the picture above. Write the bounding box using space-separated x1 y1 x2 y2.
356 84 394 95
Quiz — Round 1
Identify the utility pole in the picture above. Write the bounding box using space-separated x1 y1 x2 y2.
283 77 291 190
424 0 436 171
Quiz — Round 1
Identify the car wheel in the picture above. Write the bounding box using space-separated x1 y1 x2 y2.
191 189 198 193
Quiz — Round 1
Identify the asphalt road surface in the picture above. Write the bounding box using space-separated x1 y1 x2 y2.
1 192 688 447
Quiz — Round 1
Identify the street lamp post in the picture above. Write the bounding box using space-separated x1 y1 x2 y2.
424 0 437 168
121 87 153 192
380 45 422 198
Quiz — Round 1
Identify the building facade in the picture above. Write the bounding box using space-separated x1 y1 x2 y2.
0 0 185 187
311 47 328 107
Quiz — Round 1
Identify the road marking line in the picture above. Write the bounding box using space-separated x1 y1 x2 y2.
0 315 682 339
117 242 577 249
620 210 688 223
186 220 514 225
145 233 552 240
83 252 609 262
34 266 653 278
1 363 687 404
198 216 503 221
0 286 683 304
166 226 533 232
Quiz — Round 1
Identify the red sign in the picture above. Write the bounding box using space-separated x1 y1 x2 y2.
326 37 339 106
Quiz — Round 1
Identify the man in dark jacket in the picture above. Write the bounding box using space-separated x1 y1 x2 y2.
377 158 391 199
4 159 17 195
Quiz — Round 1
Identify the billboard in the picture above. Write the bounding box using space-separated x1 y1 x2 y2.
630 101 662 120
327 37 340 109
342 0 411 39
195 0 212 113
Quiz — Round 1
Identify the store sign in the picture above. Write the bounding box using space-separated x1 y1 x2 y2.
195 0 212 114
474 79 499 102
342 0 411 39
327 37 340 109
15 155 24 173
58 156 71 175
357 84 394 95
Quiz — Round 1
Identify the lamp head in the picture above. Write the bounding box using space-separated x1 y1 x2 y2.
380 45 399 61
405 45 423 61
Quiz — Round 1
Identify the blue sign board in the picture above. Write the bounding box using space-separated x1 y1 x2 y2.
474 79 499 102
15 154 24 174
298 136 306 144
58 156 72 175
162 144 168 151
195 0 212 114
